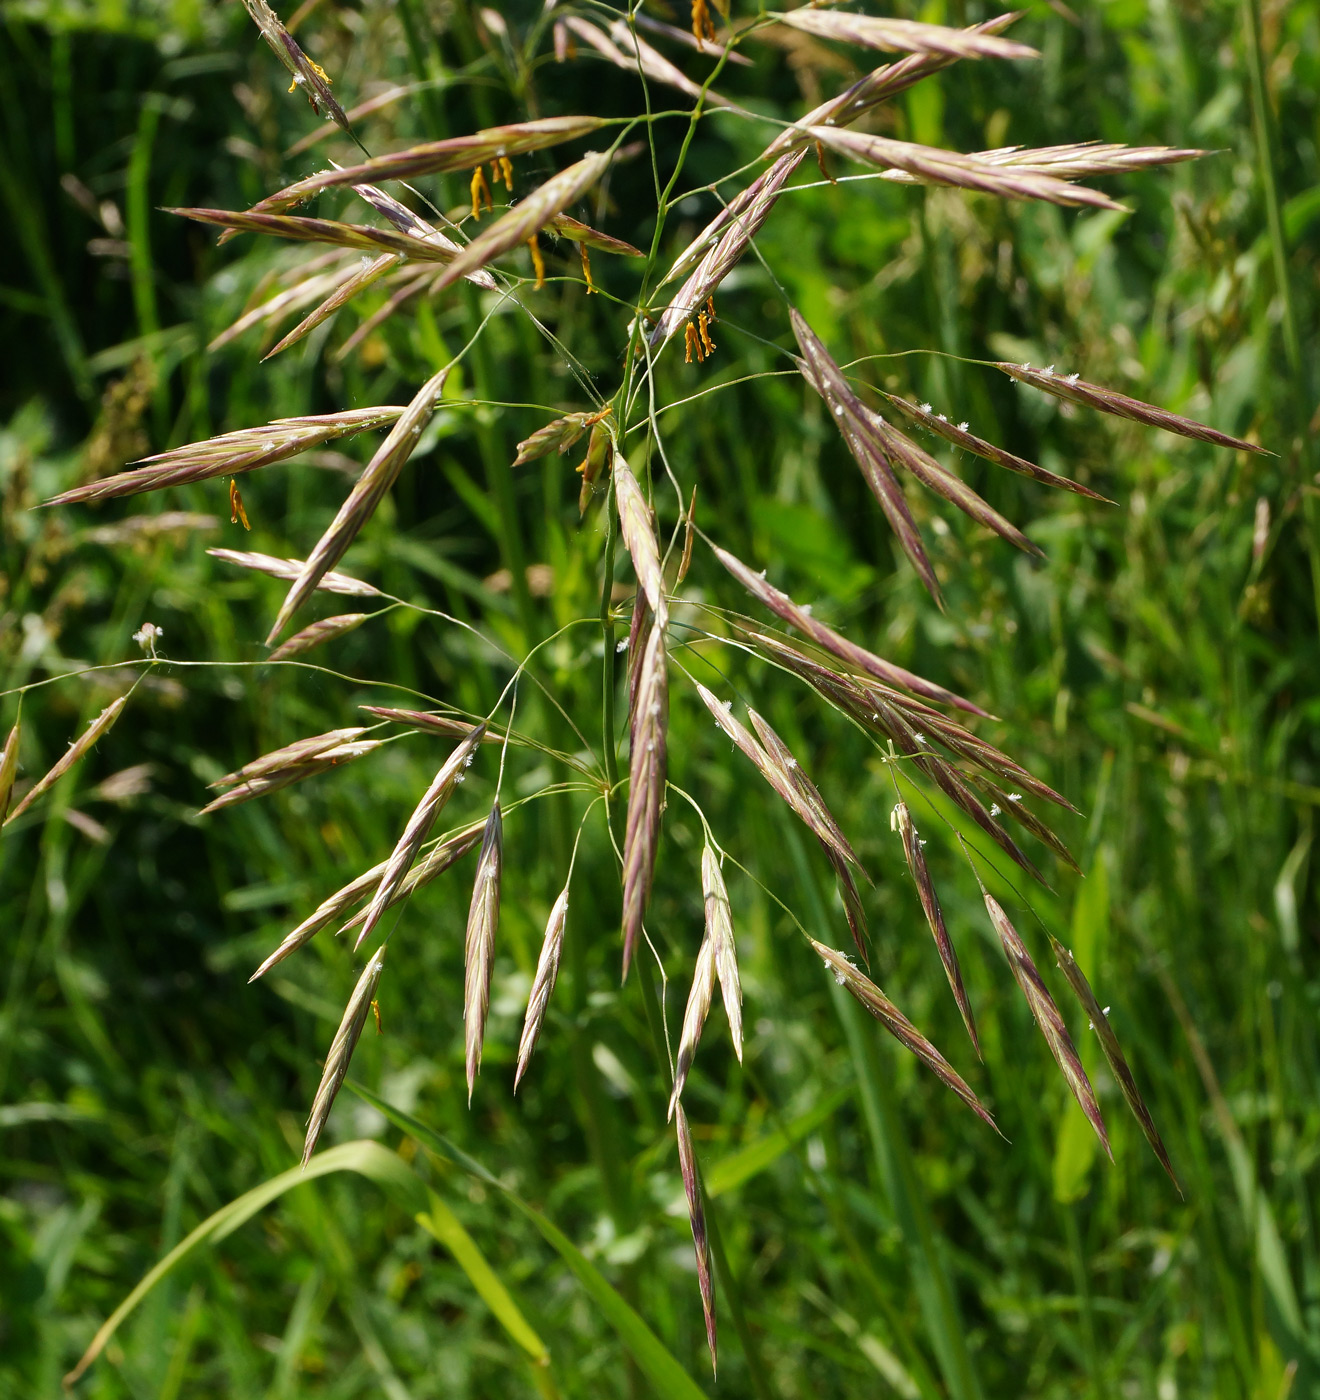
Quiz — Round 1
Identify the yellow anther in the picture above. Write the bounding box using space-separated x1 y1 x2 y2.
698 309 715 357
229 478 251 531
527 234 546 290
580 243 595 293
691 0 716 43
470 166 493 220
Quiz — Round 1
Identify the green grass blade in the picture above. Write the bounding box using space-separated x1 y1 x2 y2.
348 1081 710 1400
705 1086 852 1197
65 1141 426 1388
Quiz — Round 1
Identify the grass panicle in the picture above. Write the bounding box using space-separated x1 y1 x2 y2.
515 885 570 1090
464 802 504 1100
4 698 126 827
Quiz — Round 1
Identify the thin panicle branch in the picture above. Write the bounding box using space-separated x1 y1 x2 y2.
464 803 504 1101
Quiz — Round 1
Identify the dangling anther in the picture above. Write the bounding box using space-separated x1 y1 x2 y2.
498 156 514 189
527 234 546 290
580 242 595 293
229 478 250 531
815 140 837 185
470 165 493 220
691 0 716 43
705 295 717 324
698 309 715 357
684 323 699 363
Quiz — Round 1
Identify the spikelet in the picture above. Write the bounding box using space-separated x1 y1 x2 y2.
810 937 996 1129
807 127 1125 212
513 409 609 467
893 801 979 1055
710 539 985 715
0 717 21 825
622 620 668 977
1050 938 1178 1189
613 453 668 625
4 698 126 827
302 948 387 1166
790 310 940 600
547 214 644 257
261 253 397 360
670 843 742 1116
208 549 382 597
242 0 350 134
429 151 615 295
882 393 1111 502
981 889 1110 1156
773 8 1037 61
353 724 488 951
267 613 369 662
268 367 449 641
694 682 858 871
762 15 1027 159
170 207 486 264
200 740 380 816
997 362 1267 454
515 886 570 1089
359 707 500 743
211 727 368 789
675 1103 717 1373
464 803 504 1100
241 117 609 219
337 823 486 941
44 408 404 508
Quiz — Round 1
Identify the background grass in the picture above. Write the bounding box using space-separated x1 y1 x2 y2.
1 0 1318 1395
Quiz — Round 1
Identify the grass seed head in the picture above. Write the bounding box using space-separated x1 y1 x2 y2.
267 613 369 662
614 454 668 626
982 891 1111 1156
773 8 1038 61
0 717 21 826
208 548 382 597
675 1102 717 1373
622 621 668 978
464 802 504 1101
302 948 387 1166
515 886 570 1090
354 724 488 951
4 697 127 827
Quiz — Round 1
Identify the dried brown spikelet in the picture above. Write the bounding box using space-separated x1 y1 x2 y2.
242 117 610 219
1050 938 1179 1190
242 0 350 135
430 151 615 296
881 393 1111 502
762 15 1026 159
809 937 996 1130
981 891 1110 1156
675 1103 717 1373
267 613 369 662
893 801 979 1055
0 717 21 825
614 454 668 625
208 548 382 597
996 363 1268 454
547 214 644 257
773 8 1037 61
303 948 387 1166
807 127 1126 211
693 682 857 871
354 725 488 951
44 407 405 508
268 367 449 642
622 620 668 977
790 310 940 600
464 803 504 1101
4 698 126 827
710 538 985 715
199 740 380 816
515 886 570 1090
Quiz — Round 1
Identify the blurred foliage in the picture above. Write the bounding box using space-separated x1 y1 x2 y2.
1 0 1318 1396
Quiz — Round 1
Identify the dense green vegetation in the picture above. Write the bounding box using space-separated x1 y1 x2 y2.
2 0 1317 1395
